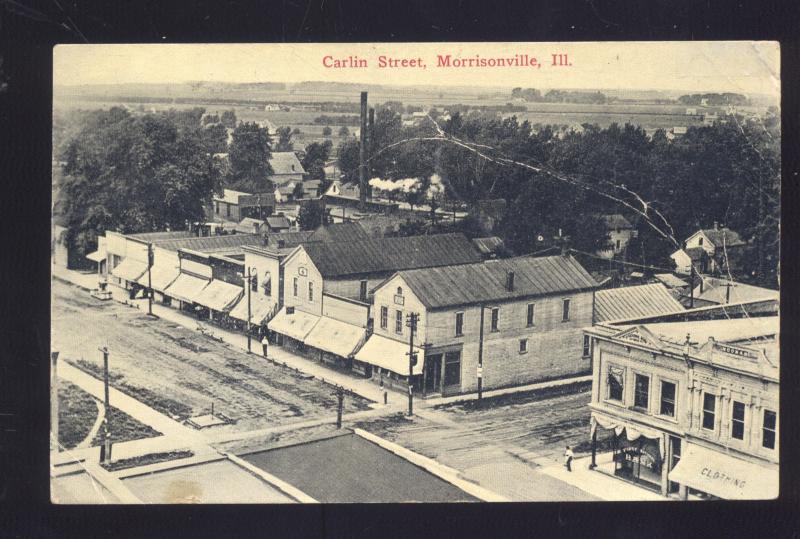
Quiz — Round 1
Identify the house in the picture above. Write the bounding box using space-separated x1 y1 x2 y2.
356 254 598 396
670 223 746 276
269 152 306 184
213 189 276 223
596 214 637 258
585 317 778 499
703 112 718 125
265 214 292 233
326 180 360 200
235 217 267 235
685 108 698 115
264 104 281 111
690 277 779 306
594 283 684 323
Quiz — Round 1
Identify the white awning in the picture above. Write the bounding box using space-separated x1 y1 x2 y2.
136 264 181 292
590 412 665 457
304 317 366 358
164 273 210 304
111 258 148 283
229 292 278 325
86 247 107 263
668 443 778 500
267 307 320 341
354 334 424 376
193 280 244 312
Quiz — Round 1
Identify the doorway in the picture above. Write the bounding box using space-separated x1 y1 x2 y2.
423 354 442 396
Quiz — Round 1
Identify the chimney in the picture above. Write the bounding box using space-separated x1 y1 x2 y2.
713 221 719 230
506 270 515 291
277 239 286 248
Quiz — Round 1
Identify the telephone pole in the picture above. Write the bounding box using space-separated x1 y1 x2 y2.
243 269 253 353
99 347 112 462
477 305 485 403
335 386 345 429
406 312 419 417
51 351 59 451
147 243 153 316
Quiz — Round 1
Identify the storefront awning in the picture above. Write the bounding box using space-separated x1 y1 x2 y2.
591 412 665 456
267 307 320 341
354 334 424 376
229 292 278 325
86 247 107 263
304 317 366 358
164 273 210 304
193 280 243 312
136 264 181 292
668 443 778 500
111 258 148 283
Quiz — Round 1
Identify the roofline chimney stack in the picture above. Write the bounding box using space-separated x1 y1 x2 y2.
713 221 719 230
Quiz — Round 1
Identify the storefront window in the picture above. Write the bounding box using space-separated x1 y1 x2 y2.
702 393 716 430
444 351 461 387
634 374 650 409
731 401 745 440
607 366 624 402
660 381 676 417
762 409 777 449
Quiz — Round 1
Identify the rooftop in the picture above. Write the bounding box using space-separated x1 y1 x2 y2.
156 233 263 254
301 232 482 279
308 221 371 244
695 277 779 305
266 215 292 229
214 188 251 205
600 214 634 230
128 230 195 241
269 152 306 176
471 236 506 256
695 226 746 248
396 254 598 310
595 283 685 323
654 273 689 289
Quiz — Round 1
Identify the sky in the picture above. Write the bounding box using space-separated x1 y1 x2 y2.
54 42 780 96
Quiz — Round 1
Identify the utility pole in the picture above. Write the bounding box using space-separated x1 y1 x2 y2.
406 312 419 417
358 91 368 211
688 265 695 309
335 386 345 429
243 269 253 353
99 347 112 462
477 305 485 403
51 351 59 451
723 281 736 303
147 243 153 316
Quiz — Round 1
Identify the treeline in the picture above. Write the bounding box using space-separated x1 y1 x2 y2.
511 88 610 104
678 93 749 106
313 114 361 126
336 107 780 287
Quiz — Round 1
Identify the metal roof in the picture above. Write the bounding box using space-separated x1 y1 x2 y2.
694 277 779 305
269 152 306 175
308 222 370 244
128 230 195 241
302 233 482 279
654 273 689 289
471 236 505 255
594 283 685 323
396 254 598 310
214 189 251 205
156 234 263 254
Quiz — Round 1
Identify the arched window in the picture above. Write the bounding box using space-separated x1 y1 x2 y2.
250 267 258 292
397 286 403 296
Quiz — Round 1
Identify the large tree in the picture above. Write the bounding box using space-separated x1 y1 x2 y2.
302 140 333 181
227 122 274 193
274 126 294 152
58 107 220 264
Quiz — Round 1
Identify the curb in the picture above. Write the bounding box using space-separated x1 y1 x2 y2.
225 453 317 503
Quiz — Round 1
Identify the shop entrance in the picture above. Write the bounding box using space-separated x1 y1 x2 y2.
612 434 662 491
423 354 442 396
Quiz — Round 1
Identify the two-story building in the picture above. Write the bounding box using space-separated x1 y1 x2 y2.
584 316 779 500
356 254 599 396
268 151 306 185
212 189 276 223
670 223 746 275
596 214 638 259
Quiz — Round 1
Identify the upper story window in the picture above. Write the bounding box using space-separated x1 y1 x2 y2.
455 312 464 336
731 401 746 440
226 204 231 218
698 237 704 246
264 272 272 296
360 280 368 301
215 201 220 214
607 366 624 402
702 393 716 430
397 286 403 295
490 308 499 332
380 306 388 329
526 303 535 327
582 335 591 358
251 268 258 292
293 277 298 297
395 310 403 334
762 409 777 449
308 281 314 302
660 381 676 417
562 298 571 322
634 374 650 409
519 339 528 354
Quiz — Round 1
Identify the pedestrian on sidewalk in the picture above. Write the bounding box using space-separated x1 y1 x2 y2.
564 445 574 472
261 332 269 357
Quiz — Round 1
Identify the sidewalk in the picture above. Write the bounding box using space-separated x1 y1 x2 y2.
52 263 100 291
420 375 593 407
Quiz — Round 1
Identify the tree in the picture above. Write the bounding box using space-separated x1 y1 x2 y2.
275 126 294 152
292 182 305 200
338 126 350 138
227 122 274 193
58 107 220 264
297 200 327 230
302 140 333 181
322 126 332 137
337 138 360 182
220 109 237 128
201 122 228 154
292 127 302 135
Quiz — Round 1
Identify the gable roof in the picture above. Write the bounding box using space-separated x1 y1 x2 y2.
595 283 685 323
155 234 263 254
471 236 505 256
395 254 598 310
213 188 251 205
235 218 265 234
308 222 371 244
266 215 291 229
694 277 779 305
600 214 633 230
301 233 482 278
269 152 306 175
694 227 746 248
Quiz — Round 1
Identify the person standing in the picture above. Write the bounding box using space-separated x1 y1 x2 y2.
261 332 269 357
564 445 574 472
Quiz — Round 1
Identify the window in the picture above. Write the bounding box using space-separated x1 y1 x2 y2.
634 374 650 409
731 401 745 440
226 204 231 218
380 306 388 329
215 201 220 214
251 268 258 292
698 237 704 246
397 286 403 295
444 351 461 386
308 281 314 302
762 409 777 449
660 381 676 417
519 339 528 353
264 272 272 296
615 239 621 250
702 393 716 430
293 277 298 297
607 366 624 402
562 299 571 321
360 280 368 301
490 308 499 332
455 312 464 336
582 335 591 358
395 310 403 334
526 303 535 326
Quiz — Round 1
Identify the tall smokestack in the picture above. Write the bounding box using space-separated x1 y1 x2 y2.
359 91 368 209
368 106 375 200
